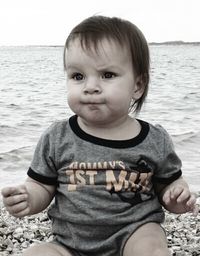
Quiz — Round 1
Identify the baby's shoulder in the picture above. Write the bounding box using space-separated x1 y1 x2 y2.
146 121 172 143
43 118 70 138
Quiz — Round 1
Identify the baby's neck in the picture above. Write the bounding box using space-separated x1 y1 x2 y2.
77 116 141 141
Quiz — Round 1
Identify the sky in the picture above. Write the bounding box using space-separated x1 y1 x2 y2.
0 0 199 46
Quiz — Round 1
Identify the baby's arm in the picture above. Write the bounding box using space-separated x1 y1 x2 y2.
156 177 198 215
1 177 55 218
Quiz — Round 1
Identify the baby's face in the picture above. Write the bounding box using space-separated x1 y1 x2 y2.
65 38 144 127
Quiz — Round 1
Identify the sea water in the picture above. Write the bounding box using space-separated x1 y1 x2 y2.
0 45 200 192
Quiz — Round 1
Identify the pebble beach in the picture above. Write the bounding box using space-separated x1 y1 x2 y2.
0 195 200 256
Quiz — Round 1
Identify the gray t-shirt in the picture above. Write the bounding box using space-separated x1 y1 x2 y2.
28 115 182 256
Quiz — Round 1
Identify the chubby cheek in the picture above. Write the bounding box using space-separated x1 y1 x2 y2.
67 91 80 113
108 92 132 112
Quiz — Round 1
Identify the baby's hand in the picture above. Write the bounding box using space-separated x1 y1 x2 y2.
1 185 30 217
162 184 199 216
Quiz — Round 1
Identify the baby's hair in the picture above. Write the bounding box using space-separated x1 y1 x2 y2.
63 15 150 112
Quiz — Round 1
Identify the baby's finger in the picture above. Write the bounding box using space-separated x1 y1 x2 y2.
192 204 199 216
3 193 28 207
7 200 29 215
176 189 191 203
186 193 199 216
186 193 197 207
1 185 27 197
12 206 30 218
170 186 184 200
1 187 17 197
162 189 171 204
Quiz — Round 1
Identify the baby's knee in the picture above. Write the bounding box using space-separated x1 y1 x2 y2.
141 238 170 256
23 245 41 256
22 245 51 256
123 223 171 256
133 238 169 255
124 239 170 256
22 242 72 256
152 247 171 256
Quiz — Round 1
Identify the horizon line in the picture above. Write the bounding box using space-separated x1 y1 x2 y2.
0 40 200 47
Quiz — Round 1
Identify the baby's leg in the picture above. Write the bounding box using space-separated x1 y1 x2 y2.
23 242 74 256
123 222 171 256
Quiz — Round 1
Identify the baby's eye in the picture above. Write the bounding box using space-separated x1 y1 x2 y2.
71 73 84 81
102 72 116 79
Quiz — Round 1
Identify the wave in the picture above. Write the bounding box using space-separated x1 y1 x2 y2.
0 146 33 178
172 131 197 142
0 146 33 158
0 124 14 129
172 131 200 151
0 125 20 135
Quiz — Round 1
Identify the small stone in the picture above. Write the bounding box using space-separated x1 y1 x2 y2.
30 224 39 232
4 238 13 247
21 241 30 248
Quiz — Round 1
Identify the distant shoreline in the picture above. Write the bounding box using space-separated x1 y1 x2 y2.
149 41 200 45
0 41 200 47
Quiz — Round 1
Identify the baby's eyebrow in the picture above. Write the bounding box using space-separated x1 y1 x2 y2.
97 65 118 71
65 64 83 72
65 64 77 70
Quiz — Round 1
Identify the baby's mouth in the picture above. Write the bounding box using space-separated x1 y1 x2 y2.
81 99 105 105
81 101 105 111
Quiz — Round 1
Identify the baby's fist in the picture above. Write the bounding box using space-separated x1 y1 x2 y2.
1 185 30 217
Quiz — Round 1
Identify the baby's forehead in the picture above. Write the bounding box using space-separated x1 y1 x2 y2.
65 37 132 70
68 36 128 55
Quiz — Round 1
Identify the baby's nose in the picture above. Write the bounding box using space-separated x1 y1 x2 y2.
83 79 102 94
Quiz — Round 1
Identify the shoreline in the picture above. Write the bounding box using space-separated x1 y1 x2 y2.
1 41 200 48
0 198 200 256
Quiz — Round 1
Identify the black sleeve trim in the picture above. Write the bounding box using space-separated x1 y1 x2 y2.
27 168 57 185
153 170 182 185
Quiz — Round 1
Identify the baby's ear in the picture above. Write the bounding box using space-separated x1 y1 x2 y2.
132 75 146 100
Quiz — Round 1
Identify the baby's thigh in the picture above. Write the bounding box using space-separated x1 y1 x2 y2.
22 242 74 256
123 222 171 256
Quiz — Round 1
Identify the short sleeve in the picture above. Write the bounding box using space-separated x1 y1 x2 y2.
153 125 182 185
27 124 58 185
